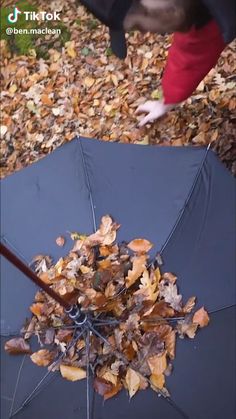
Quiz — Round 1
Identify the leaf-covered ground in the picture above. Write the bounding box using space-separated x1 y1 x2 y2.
1 0 236 179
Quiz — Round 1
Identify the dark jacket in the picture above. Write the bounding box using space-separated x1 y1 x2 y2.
202 0 236 42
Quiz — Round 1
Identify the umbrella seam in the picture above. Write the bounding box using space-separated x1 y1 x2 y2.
160 147 210 254
77 137 97 232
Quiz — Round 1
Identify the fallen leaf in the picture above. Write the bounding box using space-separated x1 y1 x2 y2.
31 349 55 367
41 94 53 107
125 255 147 288
56 236 65 247
65 41 77 58
60 365 86 381
193 307 210 328
148 352 167 375
134 269 159 302
125 368 140 398
94 377 113 397
127 238 153 254
84 77 95 88
159 282 182 311
183 296 196 314
150 373 165 390
5 337 31 355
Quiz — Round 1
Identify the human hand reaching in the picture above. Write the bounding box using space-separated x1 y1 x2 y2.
135 100 175 127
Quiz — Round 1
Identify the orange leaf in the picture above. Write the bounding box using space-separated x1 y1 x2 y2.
150 373 165 390
125 255 147 288
30 302 44 318
193 307 210 328
31 349 55 367
41 94 53 106
127 238 153 254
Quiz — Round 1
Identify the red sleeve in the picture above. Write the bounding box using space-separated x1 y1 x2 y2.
162 20 226 105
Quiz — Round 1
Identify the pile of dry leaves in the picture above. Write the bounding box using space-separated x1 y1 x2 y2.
5 215 209 400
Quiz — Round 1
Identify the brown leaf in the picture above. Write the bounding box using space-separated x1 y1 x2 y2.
4 337 31 355
193 307 210 328
159 282 182 311
177 317 198 339
104 382 122 400
127 239 153 254
143 300 175 318
94 377 113 397
60 365 86 381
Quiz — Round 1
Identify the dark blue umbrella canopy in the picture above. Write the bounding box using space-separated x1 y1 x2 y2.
1 138 235 419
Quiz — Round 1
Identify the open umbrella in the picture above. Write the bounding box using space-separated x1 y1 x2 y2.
1 137 235 419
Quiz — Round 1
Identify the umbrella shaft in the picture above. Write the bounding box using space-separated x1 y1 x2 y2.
0 243 70 310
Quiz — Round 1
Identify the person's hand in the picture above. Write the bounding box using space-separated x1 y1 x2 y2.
135 100 175 127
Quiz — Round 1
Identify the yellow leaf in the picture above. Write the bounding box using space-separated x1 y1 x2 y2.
84 77 95 88
134 269 159 302
148 352 167 375
60 365 86 381
9 84 17 94
111 74 118 86
65 41 77 58
125 368 140 398
150 373 165 390
193 307 210 328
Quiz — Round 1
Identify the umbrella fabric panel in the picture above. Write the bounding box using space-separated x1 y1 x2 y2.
168 306 236 419
161 150 236 311
0 259 37 335
0 139 93 264
0 139 94 335
79 138 206 252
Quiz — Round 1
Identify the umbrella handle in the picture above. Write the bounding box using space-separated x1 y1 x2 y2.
0 242 71 310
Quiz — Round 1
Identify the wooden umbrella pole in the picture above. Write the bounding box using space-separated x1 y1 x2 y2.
0 242 71 311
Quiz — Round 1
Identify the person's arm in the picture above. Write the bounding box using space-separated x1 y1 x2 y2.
136 19 226 127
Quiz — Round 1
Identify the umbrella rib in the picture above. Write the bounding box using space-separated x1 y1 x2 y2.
78 138 97 232
210 303 236 314
160 147 210 255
